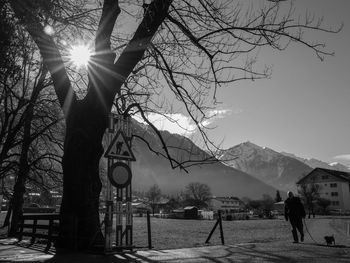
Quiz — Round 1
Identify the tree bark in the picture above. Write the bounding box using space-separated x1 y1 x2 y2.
57 101 107 249
8 168 27 236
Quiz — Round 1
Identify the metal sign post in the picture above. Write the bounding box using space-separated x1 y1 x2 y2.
104 113 135 253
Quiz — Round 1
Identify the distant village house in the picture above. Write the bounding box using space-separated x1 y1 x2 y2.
210 196 245 215
170 206 199 219
296 168 350 211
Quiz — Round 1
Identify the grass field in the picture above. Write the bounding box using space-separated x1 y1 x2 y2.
2 212 349 250
132 216 291 249
0 212 290 249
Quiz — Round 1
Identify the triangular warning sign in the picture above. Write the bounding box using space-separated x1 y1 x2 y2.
104 130 136 161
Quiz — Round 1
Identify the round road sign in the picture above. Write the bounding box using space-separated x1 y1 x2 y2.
108 162 132 188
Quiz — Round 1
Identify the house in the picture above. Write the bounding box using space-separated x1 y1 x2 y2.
155 197 171 213
118 201 150 215
131 202 150 215
296 168 350 211
184 206 198 219
273 201 285 215
170 209 185 219
199 210 214 220
169 206 199 219
210 196 245 214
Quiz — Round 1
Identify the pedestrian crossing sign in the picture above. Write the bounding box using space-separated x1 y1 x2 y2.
104 130 136 161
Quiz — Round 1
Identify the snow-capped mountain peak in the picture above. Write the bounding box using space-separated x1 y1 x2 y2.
218 142 313 192
329 162 350 171
281 151 350 172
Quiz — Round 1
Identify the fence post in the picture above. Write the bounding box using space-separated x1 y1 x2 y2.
31 219 37 244
74 216 78 251
45 218 53 251
205 210 225 244
218 210 225 245
147 211 152 249
18 216 24 241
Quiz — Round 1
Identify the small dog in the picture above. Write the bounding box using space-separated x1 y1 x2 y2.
324 235 335 246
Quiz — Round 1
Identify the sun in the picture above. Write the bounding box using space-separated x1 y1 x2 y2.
69 45 92 67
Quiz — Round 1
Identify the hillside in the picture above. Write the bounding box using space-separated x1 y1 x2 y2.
218 141 313 192
120 123 278 199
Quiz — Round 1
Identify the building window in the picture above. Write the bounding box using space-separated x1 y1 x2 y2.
324 184 327 186
331 192 338 196
330 183 337 188
322 175 329 179
332 201 340 206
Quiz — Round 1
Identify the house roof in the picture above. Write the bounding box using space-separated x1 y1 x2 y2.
296 167 350 184
172 209 184 213
122 202 148 207
184 206 198 210
156 197 170 205
212 196 241 202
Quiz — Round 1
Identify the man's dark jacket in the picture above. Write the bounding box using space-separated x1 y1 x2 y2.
284 196 306 221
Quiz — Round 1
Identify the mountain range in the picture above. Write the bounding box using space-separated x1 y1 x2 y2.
105 121 349 200
129 123 277 199
280 152 350 172
218 141 349 193
218 142 313 193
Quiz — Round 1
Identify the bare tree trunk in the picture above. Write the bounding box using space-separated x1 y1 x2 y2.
8 98 38 235
8 169 28 236
8 68 47 236
56 101 107 250
8 105 35 236
56 1 172 249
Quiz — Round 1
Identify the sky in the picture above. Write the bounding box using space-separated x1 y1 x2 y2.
150 0 350 167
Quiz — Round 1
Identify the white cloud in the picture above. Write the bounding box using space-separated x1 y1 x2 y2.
207 109 232 118
202 108 237 127
135 108 235 136
141 113 196 136
333 154 350 160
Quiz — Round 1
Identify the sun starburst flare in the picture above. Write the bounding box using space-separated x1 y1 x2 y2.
69 45 92 67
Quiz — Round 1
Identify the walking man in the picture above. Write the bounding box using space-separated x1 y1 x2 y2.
284 191 306 243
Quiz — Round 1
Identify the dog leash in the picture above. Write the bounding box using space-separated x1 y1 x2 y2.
303 218 320 244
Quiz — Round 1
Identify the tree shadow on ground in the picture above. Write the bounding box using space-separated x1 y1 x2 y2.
43 251 156 263
228 243 350 263
127 244 350 263
1 243 350 263
313 243 350 249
